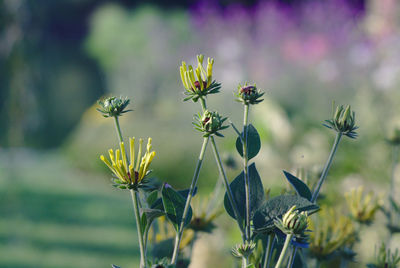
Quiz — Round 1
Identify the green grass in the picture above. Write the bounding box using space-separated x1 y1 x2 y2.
0 150 140 268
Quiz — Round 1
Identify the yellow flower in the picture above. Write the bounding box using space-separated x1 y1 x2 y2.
345 186 383 224
100 137 156 189
309 206 357 259
179 54 220 102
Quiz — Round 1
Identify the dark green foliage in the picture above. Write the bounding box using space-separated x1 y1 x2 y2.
224 163 265 221
236 124 261 160
253 195 319 233
283 171 312 201
161 185 193 231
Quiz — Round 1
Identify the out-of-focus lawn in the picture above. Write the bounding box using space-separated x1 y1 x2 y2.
0 149 139 268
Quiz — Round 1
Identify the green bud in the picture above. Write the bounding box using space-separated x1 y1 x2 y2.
97 96 132 118
235 83 264 105
193 110 229 137
323 104 358 138
274 205 309 236
231 241 256 259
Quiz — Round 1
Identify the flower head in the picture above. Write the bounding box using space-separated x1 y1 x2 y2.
180 54 221 102
368 243 400 268
235 83 264 105
274 205 309 236
231 241 256 259
309 206 357 260
193 110 229 137
323 104 358 138
97 96 132 118
100 137 156 190
345 186 383 224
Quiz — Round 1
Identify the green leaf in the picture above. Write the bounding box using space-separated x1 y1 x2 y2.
150 187 197 211
140 212 147 234
162 185 192 231
283 171 312 201
236 124 261 160
146 190 159 207
246 265 256 268
142 208 165 225
224 163 265 221
253 195 319 233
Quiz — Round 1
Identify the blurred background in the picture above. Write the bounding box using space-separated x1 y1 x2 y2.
1 0 400 267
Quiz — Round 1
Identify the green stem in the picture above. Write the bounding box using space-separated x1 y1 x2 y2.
113 116 124 144
130 190 147 268
389 145 399 225
113 116 146 267
311 132 343 203
286 247 297 268
171 137 209 265
199 97 245 239
274 234 293 268
242 104 251 240
210 136 246 238
263 234 275 268
242 256 249 268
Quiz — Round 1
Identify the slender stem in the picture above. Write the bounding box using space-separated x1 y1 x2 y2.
311 132 343 203
389 145 399 225
242 104 251 240
242 256 249 268
113 116 124 144
113 116 146 267
199 96 245 239
210 136 246 238
287 247 297 268
340 258 348 268
171 137 209 265
130 190 147 268
263 233 275 268
274 234 293 268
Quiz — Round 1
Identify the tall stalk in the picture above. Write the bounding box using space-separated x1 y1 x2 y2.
263 233 275 268
274 234 293 268
113 116 147 268
242 104 251 240
311 132 343 203
171 137 209 265
199 97 246 239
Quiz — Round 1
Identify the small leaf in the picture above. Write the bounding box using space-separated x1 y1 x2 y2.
236 124 261 160
150 187 197 211
111 265 121 268
283 171 312 201
146 190 159 206
246 265 256 268
162 185 192 231
142 208 165 224
253 195 319 233
140 212 147 233
224 163 265 221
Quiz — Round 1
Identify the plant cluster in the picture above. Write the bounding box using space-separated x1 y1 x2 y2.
95 55 399 268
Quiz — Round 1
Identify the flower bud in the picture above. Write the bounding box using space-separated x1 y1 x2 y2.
345 186 383 224
193 110 229 137
235 83 264 105
97 96 132 118
231 241 256 259
274 205 309 235
323 104 358 138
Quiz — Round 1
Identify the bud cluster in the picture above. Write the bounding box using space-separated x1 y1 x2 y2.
323 104 358 138
180 54 221 102
193 110 229 137
231 241 256 259
97 96 132 118
274 205 309 237
235 83 264 105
